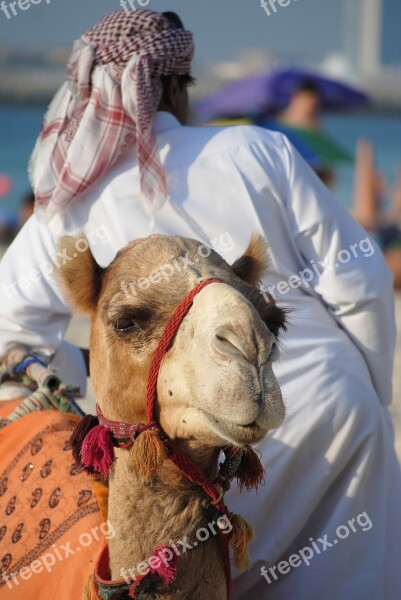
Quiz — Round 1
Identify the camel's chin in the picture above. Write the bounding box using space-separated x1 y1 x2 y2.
200 410 269 446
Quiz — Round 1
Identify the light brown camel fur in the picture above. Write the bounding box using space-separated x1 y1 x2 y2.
57 233 286 600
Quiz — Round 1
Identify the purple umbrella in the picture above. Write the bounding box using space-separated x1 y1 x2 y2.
196 68 369 118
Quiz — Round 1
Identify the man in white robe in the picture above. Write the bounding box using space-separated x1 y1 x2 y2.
0 8 400 600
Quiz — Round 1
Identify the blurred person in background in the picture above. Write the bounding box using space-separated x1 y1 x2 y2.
278 80 401 286
353 139 401 287
278 79 322 131
18 190 35 228
272 80 337 189
0 174 15 247
0 8 400 600
0 189 35 246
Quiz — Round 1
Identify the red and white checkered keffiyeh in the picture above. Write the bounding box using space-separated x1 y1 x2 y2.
29 9 194 223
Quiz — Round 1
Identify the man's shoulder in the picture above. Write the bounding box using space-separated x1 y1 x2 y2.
182 123 286 158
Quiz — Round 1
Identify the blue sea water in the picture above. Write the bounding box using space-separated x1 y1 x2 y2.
0 104 400 220
0 105 45 222
324 112 401 209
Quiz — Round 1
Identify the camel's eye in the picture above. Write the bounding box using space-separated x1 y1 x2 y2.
111 307 151 335
114 319 142 334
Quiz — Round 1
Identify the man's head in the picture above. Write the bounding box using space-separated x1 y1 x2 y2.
30 9 195 221
158 11 195 124
158 73 194 125
81 9 195 101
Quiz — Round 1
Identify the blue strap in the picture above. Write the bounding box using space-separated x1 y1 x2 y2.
14 356 47 374
64 393 86 417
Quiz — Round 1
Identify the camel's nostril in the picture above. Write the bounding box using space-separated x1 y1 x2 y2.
213 326 255 363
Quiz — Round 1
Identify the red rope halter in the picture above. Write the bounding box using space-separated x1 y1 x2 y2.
96 278 229 508
83 278 237 598
146 278 220 423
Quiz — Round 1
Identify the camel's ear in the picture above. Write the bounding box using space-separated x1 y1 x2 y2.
56 236 104 315
232 233 269 285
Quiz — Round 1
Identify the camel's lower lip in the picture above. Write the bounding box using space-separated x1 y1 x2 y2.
199 410 266 445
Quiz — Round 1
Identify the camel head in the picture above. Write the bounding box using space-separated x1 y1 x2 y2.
58 234 286 453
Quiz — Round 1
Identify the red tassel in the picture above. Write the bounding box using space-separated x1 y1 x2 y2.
69 414 99 473
149 546 179 586
235 447 265 491
128 581 141 598
81 425 115 478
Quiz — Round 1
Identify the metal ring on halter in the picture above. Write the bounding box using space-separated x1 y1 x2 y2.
210 490 225 506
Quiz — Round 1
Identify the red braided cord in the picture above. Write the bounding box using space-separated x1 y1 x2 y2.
145 277 232 598
96 411 228 511
146 279 220 423
167 442 227 511
97 405 157 441
94 278 233 598
96 279 227 507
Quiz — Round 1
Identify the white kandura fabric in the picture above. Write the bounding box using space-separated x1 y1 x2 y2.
1 112 400 599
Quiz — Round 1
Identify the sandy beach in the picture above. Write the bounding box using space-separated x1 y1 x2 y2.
64 292 401 463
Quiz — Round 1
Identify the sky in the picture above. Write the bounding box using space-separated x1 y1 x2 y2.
0 0 344 67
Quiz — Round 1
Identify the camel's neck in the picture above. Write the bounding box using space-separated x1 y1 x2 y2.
107 444 227 598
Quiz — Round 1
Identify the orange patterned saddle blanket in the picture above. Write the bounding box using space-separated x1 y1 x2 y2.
0 400 108 600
